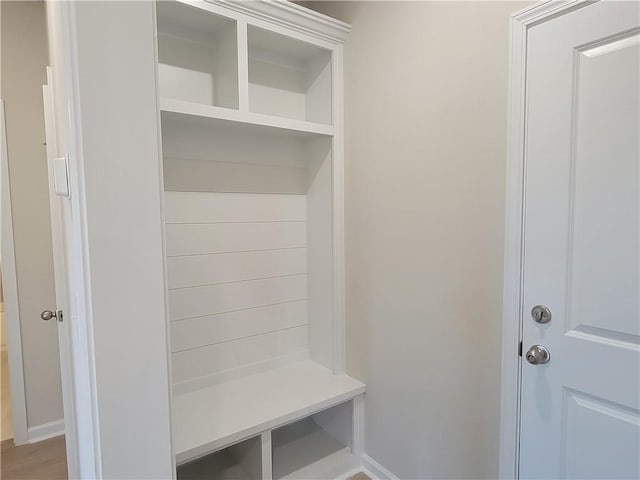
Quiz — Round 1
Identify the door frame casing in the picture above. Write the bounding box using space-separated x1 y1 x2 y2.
498 1 598 478
0 99 29 445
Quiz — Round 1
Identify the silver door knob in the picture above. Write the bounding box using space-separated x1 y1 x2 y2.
41 310 57 321
525 345 550 365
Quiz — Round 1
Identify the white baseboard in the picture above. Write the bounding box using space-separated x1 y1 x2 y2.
27 419 64 444
362 453 400 480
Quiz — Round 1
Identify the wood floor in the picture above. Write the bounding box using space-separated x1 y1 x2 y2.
1 435 67 480
0 435 370 480
347 474 371 480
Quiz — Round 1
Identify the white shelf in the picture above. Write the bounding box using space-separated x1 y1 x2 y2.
160 98 334 137
173 360 365 465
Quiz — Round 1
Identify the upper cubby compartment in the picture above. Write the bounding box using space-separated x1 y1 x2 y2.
248 26 332 125
156 1 239 109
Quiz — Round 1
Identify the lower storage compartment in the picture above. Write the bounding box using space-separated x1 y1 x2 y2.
272 402 358 480
177 436 262 480
176 396 363 480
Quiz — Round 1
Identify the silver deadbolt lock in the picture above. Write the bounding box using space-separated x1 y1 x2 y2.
531 305 552 324
525 345 550 365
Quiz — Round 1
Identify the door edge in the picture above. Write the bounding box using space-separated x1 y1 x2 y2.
498 1 598 478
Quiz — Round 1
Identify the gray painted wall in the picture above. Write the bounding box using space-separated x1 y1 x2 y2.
302 2 529 478
1 0 63 431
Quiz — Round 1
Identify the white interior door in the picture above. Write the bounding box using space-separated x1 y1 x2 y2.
42 67 79 479
519 2 640 479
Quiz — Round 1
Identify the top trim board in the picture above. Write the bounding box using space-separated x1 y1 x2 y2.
179 0 352 44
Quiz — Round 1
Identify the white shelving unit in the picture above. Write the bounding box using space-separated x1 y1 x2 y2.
154 1 363 479
248 25 332 124
272 402 360 480
177 436 263 480
157 1 239 108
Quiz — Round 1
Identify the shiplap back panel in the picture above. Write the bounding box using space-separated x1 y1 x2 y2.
161 117 310 194
171 300 308 351
164 191 306 222
166 223 306 256
164 156 308 194
165 191 309 389
167 248 307 288
172 325 308 385
168 275 308 320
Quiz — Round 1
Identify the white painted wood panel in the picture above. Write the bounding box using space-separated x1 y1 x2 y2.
156 1 239 109
161 110 312 163
170 300 308 352
568 34 640 340
228 435 263 480
163 157 309 194
272 416 356 480
157 34 219 106
171 325 308 384
249 79 307 122
167 248 307 288
176 435 263 480
68 2 174 476
307 141 334 370
160 99 334 138
168 274 308 320
164 191 306 223
164 190 310 388
519 3 640 478
165 223 306 256
173 361 365 464
305 54 332 125
247 25 332 124
176 450 251 480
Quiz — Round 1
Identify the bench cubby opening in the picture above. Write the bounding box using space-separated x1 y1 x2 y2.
177 435 263 480
271 401 358 480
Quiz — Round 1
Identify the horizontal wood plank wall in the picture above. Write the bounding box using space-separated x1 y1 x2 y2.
165 191 309 390
161 115 309 195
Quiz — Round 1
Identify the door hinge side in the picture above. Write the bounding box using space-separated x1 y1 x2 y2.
518 341 523 357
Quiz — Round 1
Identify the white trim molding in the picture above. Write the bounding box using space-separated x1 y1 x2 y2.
27 419 65 444
44 1 104 476
211 0 351 43
499 1 598 479
362 454 400 480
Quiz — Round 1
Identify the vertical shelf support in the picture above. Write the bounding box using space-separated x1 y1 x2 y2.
332 43 346 375
261 431 273 480
237 20 250 112
352 394 365 459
